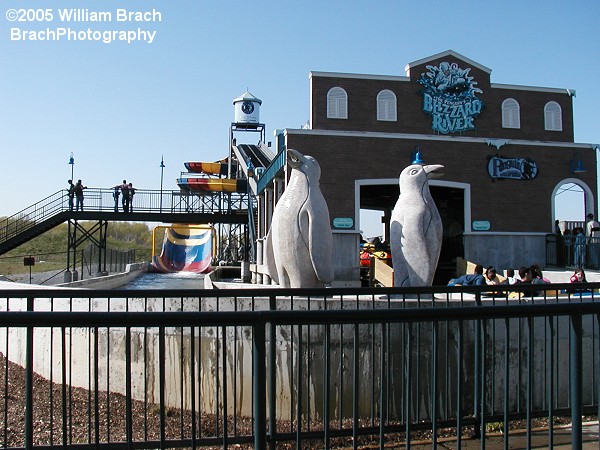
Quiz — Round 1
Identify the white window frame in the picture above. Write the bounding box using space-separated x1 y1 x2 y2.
501 98 520 129
376 89 397 121
544 101 562 131
327 87 348 119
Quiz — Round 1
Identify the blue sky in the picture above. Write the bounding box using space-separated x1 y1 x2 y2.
1 0 599 236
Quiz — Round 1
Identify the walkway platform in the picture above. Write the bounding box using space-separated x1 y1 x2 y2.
0 188 249 256
408 422 599 449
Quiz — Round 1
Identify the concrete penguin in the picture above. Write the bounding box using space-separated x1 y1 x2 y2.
265 149 334 288
390 163 444 287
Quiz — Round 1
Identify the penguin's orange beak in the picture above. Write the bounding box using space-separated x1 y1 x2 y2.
424 164 444 178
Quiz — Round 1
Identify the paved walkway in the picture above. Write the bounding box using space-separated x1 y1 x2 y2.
408 423 599 449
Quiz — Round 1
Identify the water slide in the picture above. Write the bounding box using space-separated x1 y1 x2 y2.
178 145 272 194
151 225 214 273
178 158 246 193
184 162 237 176
177 177 248 193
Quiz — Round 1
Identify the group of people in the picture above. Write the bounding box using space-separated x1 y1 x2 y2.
448 263 553 287
448 263 590 296
67 179 87 211
112 180 136 212
66 179 135 212
556 214 600 268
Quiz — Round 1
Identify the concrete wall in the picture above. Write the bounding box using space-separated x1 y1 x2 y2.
331 231 360 287
464 233 547 271
248 231 361 287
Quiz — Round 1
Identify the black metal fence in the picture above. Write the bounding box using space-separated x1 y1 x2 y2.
0 284 599 449
546 233 600 270
79 244 136 278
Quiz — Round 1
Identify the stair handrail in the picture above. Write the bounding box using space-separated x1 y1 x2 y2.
0 189 67 245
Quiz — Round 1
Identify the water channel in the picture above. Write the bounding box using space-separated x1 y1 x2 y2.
122 271 205 289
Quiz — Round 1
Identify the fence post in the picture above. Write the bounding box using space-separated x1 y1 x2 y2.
25 296 34 450
253 315 267 450
570 312 582 449
473 291 482 439
268 295 277 450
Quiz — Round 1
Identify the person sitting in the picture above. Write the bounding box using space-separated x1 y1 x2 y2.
517 266 532 283
530 263 551 284
570 268 587 284
448 264 485 286
501 268 518 285
568 267 589 294
516 266 540 297
484 266 501 285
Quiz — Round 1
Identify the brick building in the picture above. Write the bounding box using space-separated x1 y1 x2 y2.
258 50 597 285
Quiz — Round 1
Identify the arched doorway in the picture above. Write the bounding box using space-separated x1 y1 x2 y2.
552 179 594 232
356 179 470 284
551 179 595 269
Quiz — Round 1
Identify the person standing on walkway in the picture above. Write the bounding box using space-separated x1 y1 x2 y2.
586 213 600 269
74 179 87 211
112 186 120 212
127 182 136 212
120 180 129 212
574 227 587 268
67 179 75 210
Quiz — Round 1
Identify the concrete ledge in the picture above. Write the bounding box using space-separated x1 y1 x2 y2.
205 266 279 289
55 262 149 289
204 266 241 289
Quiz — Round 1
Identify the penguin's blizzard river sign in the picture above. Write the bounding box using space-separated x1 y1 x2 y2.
418 61 484 134
487 155 538 180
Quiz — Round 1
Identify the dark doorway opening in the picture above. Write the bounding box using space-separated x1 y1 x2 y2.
360 184 465 285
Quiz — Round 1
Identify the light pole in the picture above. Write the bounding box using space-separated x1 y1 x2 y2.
159 156 165 212
68 152 75 180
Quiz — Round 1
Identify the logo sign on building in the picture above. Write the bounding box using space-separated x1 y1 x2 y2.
418 61 484 134
487 155 538 180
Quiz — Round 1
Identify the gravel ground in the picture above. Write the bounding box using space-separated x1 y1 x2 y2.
2 354 591 449
1 270 66 286
0 353 258 448
0 353 489 449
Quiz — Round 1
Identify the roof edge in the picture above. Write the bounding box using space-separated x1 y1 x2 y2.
405 50 492 75
309 71 409 82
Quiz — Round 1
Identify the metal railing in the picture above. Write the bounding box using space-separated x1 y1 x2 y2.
546 233 600 270
0 188 249 248
0 283 599 449
79 244 136 278
256 148 286 194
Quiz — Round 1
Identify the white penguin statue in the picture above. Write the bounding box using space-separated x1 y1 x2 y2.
264 149 334 288
390 163 444 287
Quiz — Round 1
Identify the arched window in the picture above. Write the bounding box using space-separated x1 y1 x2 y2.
327 87 348 119
545 101 562 131
501 98 520 129
377 90 397 121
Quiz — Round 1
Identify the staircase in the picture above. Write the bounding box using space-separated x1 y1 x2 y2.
0 190 68 255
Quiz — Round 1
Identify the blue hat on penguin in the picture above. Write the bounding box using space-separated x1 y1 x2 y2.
411 144 425 165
